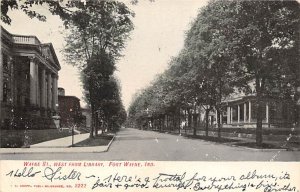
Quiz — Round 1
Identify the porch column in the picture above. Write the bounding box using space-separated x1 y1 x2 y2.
244 103 247 122
40 68 46 108
266 103 269 124
227 106 230 124
230 107 233 123
29 57 37 105
47 72 52 109
52 75 58 111
237 105 240 124
248 101 252 123
215 110 218 127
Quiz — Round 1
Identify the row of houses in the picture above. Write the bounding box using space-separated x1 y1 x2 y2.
0 26 91 131
144 96 297 130
138 84 299 142
138 76 299 142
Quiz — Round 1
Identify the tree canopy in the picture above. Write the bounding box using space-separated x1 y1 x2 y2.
128 0 300 145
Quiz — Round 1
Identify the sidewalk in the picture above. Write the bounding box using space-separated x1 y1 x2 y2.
31 133 90 148
0 132 115 154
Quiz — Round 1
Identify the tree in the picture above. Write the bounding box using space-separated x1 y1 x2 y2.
62 1 134 138
226 0 300 146
182 1 237 137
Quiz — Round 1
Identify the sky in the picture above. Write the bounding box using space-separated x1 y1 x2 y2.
2 0 208 110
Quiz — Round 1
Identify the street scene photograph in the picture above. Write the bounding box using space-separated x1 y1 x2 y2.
0 0 300 161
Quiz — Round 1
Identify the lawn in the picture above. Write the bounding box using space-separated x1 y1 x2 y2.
185 134 300 150
73 135 113 147
238 141 300 150
233 142 280 149
1 129 77 148
185 135 239 143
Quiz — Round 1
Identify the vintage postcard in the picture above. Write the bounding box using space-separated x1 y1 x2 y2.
0 0 299 191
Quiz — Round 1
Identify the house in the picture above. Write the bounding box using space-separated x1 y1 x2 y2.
58 88 85 128
219 81 295 129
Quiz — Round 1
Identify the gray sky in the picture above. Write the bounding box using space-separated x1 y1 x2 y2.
2 0 208 110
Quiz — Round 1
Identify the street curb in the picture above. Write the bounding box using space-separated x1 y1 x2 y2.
230 144 300 152
0 134 116 154
227 143 289 152
104 135 116 152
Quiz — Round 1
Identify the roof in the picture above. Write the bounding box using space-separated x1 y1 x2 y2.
221 94 256 105
1 26 61 70
40 43 61 70
58 95 80 101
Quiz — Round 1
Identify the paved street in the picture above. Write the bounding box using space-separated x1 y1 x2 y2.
1 128 299 161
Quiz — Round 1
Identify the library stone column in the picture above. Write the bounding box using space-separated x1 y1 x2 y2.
35 63 39 106
47 72 52 110
52 75 58 111
29 57 37 105
40 68 46 108
9 56 14 103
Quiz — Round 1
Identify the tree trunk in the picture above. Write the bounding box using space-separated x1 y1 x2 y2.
94 112 98 136
193 104 197 136
178 107 181 134
89 104 95 138
162 115 165 131
256 78 264 147
192 110 197 136
166 114 169 131
88 78 95 138
193 115 197 136
184 109 187 135
256 100 263 146
217 109 222 138
172 113 175 132
188 109 192 134
160 117 162 132
294 85 300 128
205 109 210 137
151 117 153 130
